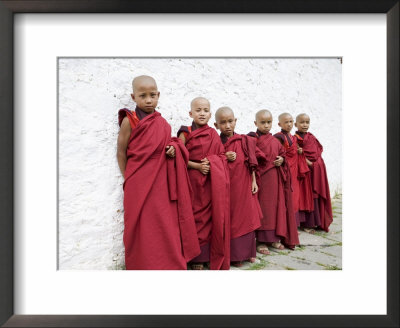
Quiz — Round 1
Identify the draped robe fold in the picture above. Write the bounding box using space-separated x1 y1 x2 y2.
249 132 299 247
274 131 300 215
222 134 262 261
181 124 231 270
295 132 333 232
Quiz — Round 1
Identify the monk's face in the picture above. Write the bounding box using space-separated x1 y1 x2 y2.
295 115 310 133
189 99 211 126
131 81 160 113
254 113 273 134
278 114 294 133
214 111 237 137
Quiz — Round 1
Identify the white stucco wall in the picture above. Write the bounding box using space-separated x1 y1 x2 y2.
58 58 342 269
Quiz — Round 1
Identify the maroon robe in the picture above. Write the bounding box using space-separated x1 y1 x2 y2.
180 124 231 270
249 131 299 247
274 131 300 214
296 131 333 232
222 133 262 261
296 136 314 213
118 108 200 269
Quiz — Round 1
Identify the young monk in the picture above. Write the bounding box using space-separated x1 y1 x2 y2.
248 110 299 254
273 113 313 231
214 107 262 267
273 113 300 225
178 97 230 270
294 113 333 232
117 75 200 270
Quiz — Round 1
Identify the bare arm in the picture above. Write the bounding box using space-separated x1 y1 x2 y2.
178 132 196 169
117 117 131 178
178 132 186 145
251 171 258 194
178 132 209 174
188 159 210 175
188 160 200 170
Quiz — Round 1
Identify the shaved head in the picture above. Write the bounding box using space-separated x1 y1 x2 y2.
132 75 158 93
255 109 272 121
190 97 210 110
254 109 273 134
215 106 234 121
296 113 310 122
278 112 293 122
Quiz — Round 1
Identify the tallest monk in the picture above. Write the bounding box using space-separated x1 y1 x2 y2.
117 75 200 270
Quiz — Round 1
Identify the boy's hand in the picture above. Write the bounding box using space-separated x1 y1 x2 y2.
298 147 303 154
199 158 210 175
225 151 236 162
306 158 313 167
251 180 258 194
165 145 175 158
273 156 284 166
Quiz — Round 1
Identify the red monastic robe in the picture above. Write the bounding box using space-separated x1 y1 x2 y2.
251 132 299 246
296 137 314 212
274 131 300 214
118 109 200 270
222 134 262 240
296 132 333 232
183 125 231 270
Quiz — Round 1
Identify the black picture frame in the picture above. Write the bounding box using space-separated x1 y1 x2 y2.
0 1 398 327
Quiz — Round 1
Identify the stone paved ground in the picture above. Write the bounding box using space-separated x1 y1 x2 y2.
232 195 342 270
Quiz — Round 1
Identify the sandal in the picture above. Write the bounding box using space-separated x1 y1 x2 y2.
256 244 270 255
191 263 204 270
302 227 316 234
283 243 295 250
270 242 285 250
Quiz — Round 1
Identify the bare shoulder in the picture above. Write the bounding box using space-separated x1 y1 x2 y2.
120 116 131 132
118 117 131 147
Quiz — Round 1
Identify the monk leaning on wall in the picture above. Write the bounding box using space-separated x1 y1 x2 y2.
117 75 200 270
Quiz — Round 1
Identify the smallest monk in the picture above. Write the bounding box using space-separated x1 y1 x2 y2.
214 107 262 267
249 110 299 254
294 113 333 232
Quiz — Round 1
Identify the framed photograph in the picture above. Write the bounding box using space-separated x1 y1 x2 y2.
0 1 398 327
57 56 343 272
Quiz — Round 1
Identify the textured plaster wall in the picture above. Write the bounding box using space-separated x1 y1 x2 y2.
58 58 342 269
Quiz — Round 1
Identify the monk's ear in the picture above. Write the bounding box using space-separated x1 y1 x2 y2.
294 122 298 127
234 118 237 123
214 122 218 129
254 120 257 127
278 122 282 127
131 93 135 102
189 111 193 118
157 91 160 98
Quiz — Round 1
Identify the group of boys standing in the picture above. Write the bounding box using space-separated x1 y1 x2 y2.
117 75 333 270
